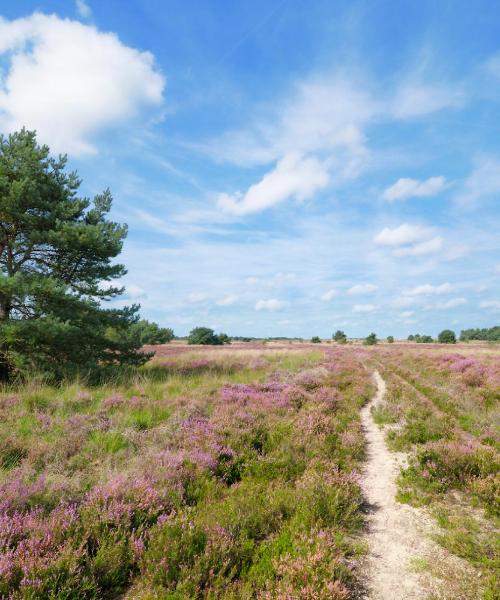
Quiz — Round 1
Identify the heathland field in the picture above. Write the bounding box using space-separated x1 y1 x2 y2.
0 342 498 599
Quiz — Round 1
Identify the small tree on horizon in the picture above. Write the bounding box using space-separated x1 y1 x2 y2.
364 332 378 345
187 327 223 345
438 329 456 344
387 335 394 343
311 336 321 343
129 320 174 345
333 330 347 344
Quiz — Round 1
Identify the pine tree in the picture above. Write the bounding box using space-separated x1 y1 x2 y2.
0 129 147 379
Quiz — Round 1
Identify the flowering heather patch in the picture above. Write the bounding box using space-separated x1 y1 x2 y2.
0 344 373 598
371 343 500 596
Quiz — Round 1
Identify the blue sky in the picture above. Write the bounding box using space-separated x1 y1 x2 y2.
1 1 499 338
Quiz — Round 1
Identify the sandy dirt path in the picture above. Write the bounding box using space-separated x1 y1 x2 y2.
359 370 443 600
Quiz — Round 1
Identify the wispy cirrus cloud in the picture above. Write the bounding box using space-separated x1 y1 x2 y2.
383 176 448 201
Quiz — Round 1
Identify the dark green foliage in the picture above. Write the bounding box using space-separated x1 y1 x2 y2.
460 326 500 342
364 333 377 346
408 334 434 343
218 332 231 345
387 336 394 343
129 319 174 345
187 327 228 345
0 129 146 380
438 329 457 344
333 330 347 344
311 336 321 343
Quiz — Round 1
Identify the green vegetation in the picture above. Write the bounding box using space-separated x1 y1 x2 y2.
311 336 321 343
374 346 500 598
407 334 434 343
387 336 394 343
363 333 378 346
187 327 231 345
0 345 372 598
438 329 456 344
333 330 347 344
0 129 147 381
460 326 500 342
129 320 174 345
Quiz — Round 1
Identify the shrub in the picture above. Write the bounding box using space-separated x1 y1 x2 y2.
387 336 394 343
333 330 347 344
187 327 224 345
129 320 174 345
311 336 321 343
363 333 377 346
438 329 456 344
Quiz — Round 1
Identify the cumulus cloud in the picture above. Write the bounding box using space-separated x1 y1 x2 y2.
320 289 337 301
383 176 447 201
0 13 165 155
347 283 377 295
218 153 329 215
352 303 378 313
216 295 238 306
374 224 434 247
435 297 466 309
255 298 287 311
374 224 443 257
404 283 452 296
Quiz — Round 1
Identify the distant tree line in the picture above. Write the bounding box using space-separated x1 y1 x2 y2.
459 326 500 342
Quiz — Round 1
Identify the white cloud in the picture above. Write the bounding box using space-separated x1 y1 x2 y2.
255 298 287 311
383 176 447 201
393 236 443 256
436 297 467 310
218 153 329 215
374 224 434 247
404 283 452 296
374 224 443 257
187 292 208 303
455 158 500 207
0 13 164 155
480 300 500 311
347 283 377 295
352 303 378 313
216 295 238 306
496 264 500 273
400 311 415 318
392 81 463 119
320 289 337 301
126 284 147 300
76 0 92 19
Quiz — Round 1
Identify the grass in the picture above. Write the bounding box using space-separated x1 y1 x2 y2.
371 343 500 599
0 343 372 599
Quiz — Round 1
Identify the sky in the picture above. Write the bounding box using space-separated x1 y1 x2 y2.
0 0 499 338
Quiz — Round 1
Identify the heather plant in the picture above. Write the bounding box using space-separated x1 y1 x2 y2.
0 344 372 598
371 343 500 596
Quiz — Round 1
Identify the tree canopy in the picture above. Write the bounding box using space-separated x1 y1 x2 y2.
187 327 230 345
333 330 347 344
364 332 378 346
460 326 500 342
438 329 456 344
0 129 147 379
129 320 174 345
